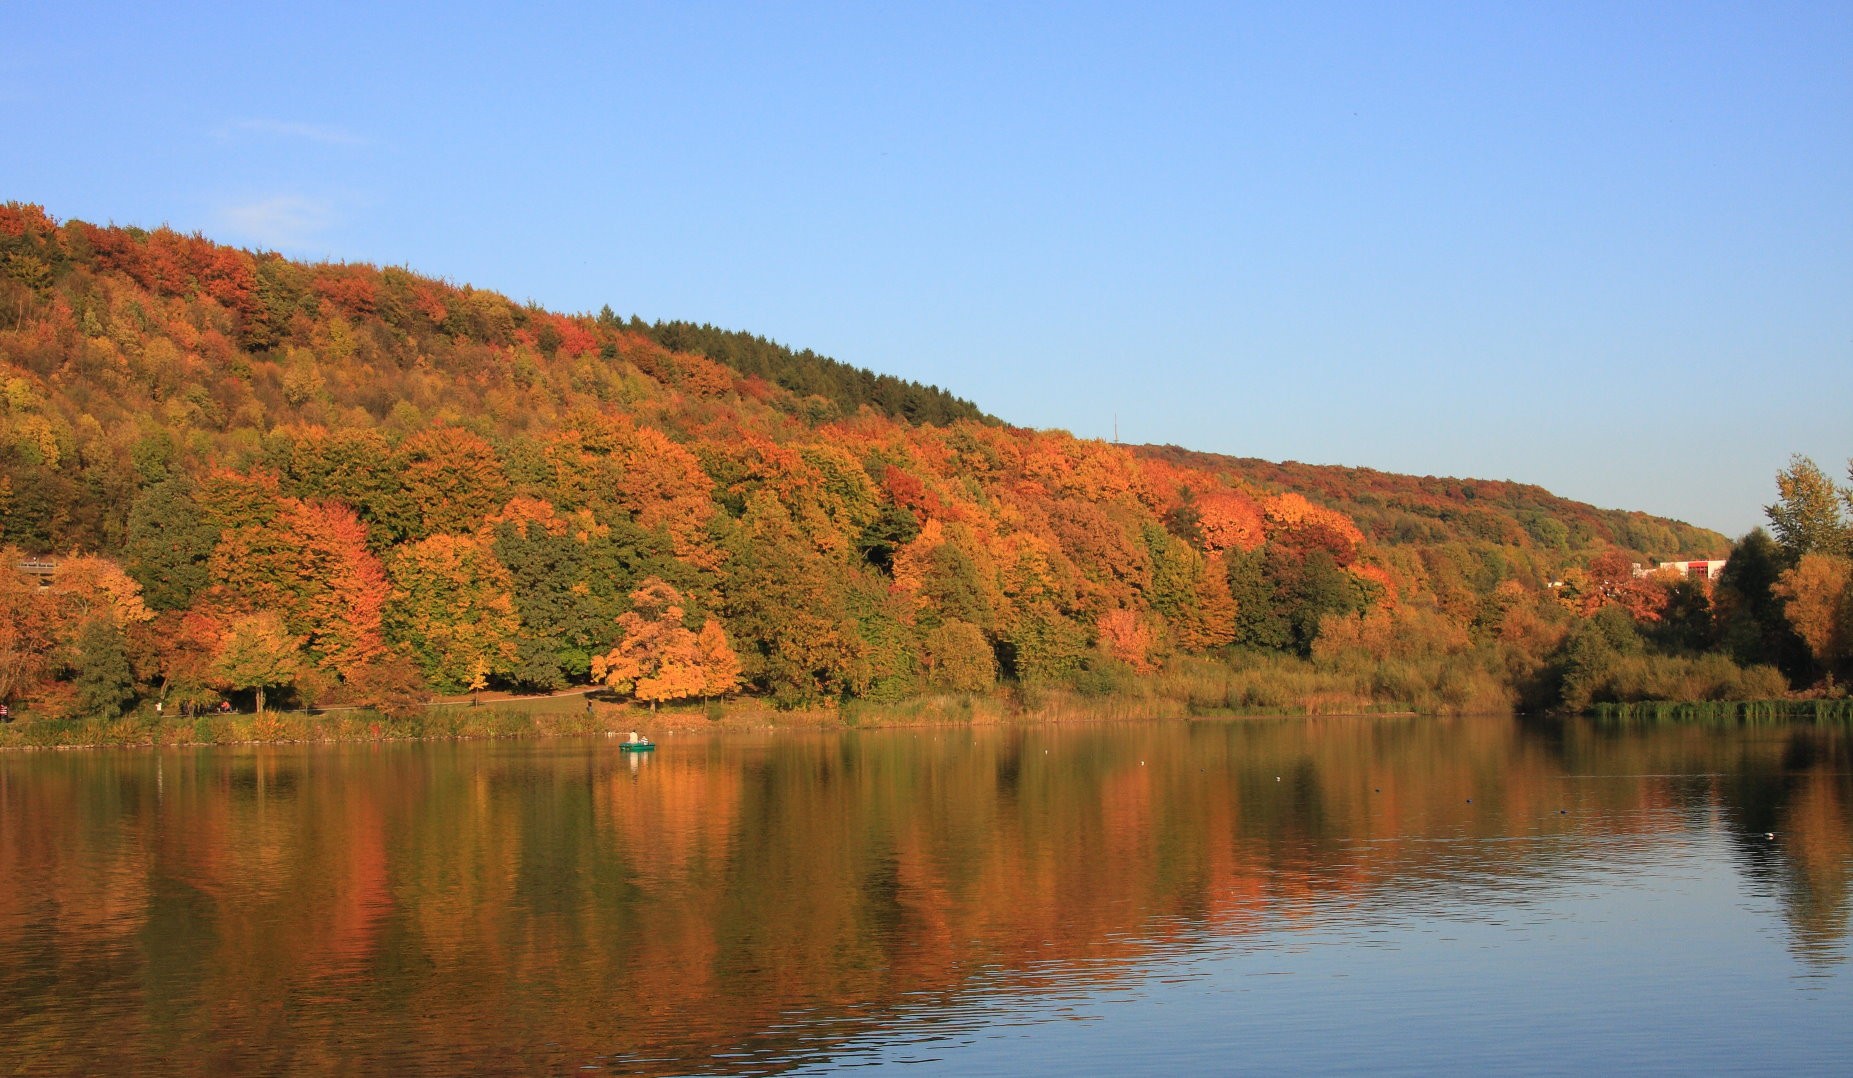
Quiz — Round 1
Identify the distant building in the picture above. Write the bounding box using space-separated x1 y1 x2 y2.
1631 559 1727 582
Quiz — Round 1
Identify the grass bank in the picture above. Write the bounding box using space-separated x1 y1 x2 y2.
1589 698 1853 726
0 653 1513 751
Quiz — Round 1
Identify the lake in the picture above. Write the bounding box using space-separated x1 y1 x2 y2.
1 715 1849 1074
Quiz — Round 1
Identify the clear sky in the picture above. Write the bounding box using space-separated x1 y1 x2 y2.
4 2 1848 540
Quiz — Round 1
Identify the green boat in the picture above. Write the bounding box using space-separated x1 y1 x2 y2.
619 734 655 753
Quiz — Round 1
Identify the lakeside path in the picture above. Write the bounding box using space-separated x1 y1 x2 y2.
308 684 602 713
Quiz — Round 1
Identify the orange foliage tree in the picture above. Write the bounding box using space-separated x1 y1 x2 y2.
1774 554 1853 679
210 500 390 681
1096 608 1158 672
592 579 741 708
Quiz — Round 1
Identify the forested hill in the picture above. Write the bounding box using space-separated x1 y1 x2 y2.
637 320 989 427
1135 445 1728 558
0 202 1788 722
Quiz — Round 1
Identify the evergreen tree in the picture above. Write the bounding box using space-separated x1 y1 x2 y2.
73 618 134 719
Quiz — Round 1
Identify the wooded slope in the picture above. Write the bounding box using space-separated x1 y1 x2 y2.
0 203 1751 718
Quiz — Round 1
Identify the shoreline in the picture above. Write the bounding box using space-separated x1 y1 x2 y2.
7 689 1846 754
0 688 1434 753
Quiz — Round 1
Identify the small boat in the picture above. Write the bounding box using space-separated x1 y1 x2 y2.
619 731 655 753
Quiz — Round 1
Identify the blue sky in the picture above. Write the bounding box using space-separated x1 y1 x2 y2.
3 2 1848 540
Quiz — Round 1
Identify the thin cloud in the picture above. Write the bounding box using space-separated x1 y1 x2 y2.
215 119 367 146
216 195 336 250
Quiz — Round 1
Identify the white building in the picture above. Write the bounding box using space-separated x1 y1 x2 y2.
1631 559 1728 582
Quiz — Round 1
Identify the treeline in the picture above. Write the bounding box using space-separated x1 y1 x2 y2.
638 319 990 428
1509 456 1852 714
0 202 1831 724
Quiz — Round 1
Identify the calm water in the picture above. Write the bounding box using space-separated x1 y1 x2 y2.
1 716 1849 1075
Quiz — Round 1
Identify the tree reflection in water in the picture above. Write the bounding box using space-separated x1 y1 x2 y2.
0 716 1847 1072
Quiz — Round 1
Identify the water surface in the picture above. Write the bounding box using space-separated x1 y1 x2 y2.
2 716 1849 1074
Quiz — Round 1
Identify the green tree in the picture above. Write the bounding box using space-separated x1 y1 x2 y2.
922 619 997 692
920 540 997 630
1766 455 1849 560
721 493 861 704
122 476 219 611
1648 576 1716 654
847 586 920 701
1547 604 1645 712
856 503 921 575
1287 549 1372 655
1225 546 1290 652
490 510 675 690
1715 529 1811 683
1001 604 1088 684
72 618 134 719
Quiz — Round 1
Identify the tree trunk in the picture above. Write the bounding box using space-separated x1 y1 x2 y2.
256 685 266 714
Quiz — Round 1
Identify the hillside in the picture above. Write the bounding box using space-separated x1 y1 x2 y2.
0 203 1796 721
1137 446 1727 560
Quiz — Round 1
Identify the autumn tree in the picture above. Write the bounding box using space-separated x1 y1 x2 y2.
144 609 225 713
1766 455 1849 560
721 492 861 703
345 653 430 719
212 611 305 713
209 499 390 680
0 562 54 707
1096 608 1158 672
1193 489 1266 553
592 578 741 707
384 534 520 693
1772 553 1853 682
921 619 996 692
391 428 510 539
